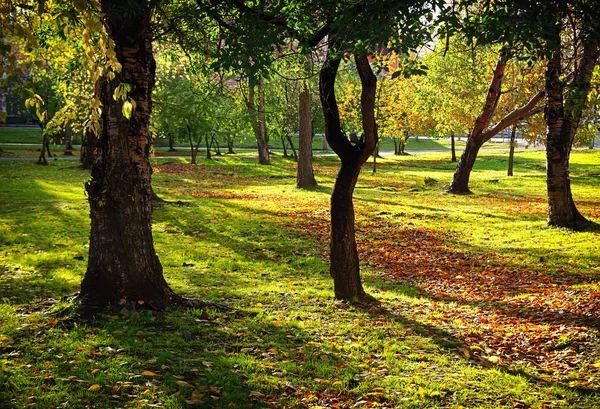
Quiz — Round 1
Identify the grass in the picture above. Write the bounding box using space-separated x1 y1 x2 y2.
0 127 43 144
0 126 512 159
0 149 599 408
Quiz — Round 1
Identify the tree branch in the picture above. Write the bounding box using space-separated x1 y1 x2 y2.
481 89 545 142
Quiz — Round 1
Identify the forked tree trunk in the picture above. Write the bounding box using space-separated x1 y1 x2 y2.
545 31 598 229
286 133 297 160
297 81 317 188
449 51 544 193
448 51 508 193
507 123 517 176
319 52 378 300
79 0 178 315
211 134 221 156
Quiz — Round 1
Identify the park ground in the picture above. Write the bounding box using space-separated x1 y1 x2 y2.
0 127 599 408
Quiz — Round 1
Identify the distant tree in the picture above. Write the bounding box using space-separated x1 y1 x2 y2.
297 79 318 188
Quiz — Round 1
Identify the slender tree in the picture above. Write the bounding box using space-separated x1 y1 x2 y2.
297 80 318 188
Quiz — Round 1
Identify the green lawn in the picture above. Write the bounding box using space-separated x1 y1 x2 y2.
1 126 511 157
0 127 43 144
0 150 598 408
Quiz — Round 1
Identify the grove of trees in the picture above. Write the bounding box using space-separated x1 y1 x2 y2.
1 0 599 314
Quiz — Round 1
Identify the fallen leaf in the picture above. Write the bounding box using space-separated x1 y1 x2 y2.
88 384 101 392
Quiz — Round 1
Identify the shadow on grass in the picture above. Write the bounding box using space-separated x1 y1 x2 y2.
0 164 89 304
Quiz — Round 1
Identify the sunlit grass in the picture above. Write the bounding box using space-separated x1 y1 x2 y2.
0 150 599 408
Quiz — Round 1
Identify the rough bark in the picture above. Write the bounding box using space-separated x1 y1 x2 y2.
296 81 317 188
80 126 97 170
320 52 377 300
450 134 456 162
448 51 544 194
545 31 598 229
79 0 177 315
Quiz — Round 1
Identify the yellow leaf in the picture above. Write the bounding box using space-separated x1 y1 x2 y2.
88 384 101 392
487 356 501 364
91 369 100 375
122 100 133 119
141 370 157 377
175 380 190 387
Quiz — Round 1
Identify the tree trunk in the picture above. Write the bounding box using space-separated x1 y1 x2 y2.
227 137 235 154
168 132 176 152
393 137 399 155
80 126 98 170
286 133 297 160
448 51 508 194
247 82 270 165
80 0 177 315
211 133 221 156
187 123 197 164
545 31 597 229
64 124 74 155
450 134 456 162
319 51 378 300
448 137 483 194
205 132 211 159
372 141 379 173
38 130 48 165
297 81 317 188
507 123 517 176
448 51 545 194
281 132 288 157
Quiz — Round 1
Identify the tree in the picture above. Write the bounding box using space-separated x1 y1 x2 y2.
544 28 598 229
197 0 441 300
78 0 181 315
457 0 600 227
243 78 271 165
447 49 544 194
297 79 318 188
